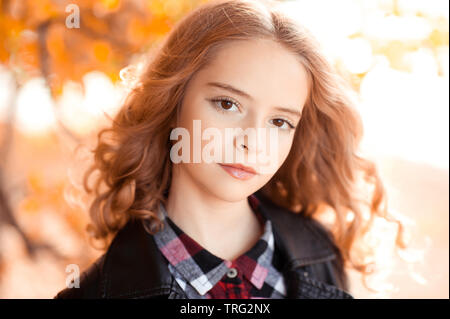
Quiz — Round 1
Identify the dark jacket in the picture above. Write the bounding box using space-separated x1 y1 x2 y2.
54 191 354 299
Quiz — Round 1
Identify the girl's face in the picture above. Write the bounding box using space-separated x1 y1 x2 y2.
172 38 309 202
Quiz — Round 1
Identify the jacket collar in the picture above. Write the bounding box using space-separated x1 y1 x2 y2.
252 190 337 269
100 190 337 298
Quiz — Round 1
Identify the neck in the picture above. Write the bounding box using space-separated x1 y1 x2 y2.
165 165 263 261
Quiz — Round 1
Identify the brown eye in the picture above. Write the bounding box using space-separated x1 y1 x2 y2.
270 118 295 130
272 119 284 127
220 100 234 110
209 97 239 113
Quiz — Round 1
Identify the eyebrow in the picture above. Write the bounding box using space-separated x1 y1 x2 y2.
207 81 302 118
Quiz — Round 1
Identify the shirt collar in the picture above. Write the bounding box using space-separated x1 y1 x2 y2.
153 195 277 296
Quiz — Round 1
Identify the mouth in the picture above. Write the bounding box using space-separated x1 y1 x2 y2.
218 163 258 180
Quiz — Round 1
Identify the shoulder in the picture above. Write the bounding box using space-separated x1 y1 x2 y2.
53 218 139 299
53 216 167 299
253 190 350 293
54 253 106 299
293 215 351 292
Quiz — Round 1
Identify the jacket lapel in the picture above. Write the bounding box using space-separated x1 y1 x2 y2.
253 190 337 268
253 191 354 299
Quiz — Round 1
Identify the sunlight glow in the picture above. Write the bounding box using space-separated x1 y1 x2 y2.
15 78 56 135
56 71 126 135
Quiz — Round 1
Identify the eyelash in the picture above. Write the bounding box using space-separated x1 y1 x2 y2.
208 96 296 130
209 96 241 113
271 117 295 129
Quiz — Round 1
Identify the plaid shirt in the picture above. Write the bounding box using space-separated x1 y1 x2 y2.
153 195 287 299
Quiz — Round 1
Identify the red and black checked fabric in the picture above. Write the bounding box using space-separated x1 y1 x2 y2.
152 194 287 299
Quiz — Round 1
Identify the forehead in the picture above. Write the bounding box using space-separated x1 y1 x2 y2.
192 38 310 110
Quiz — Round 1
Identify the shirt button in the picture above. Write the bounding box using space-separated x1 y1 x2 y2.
227 268 238 278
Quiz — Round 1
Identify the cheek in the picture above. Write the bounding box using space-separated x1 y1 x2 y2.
176 99 222 158
257 133 295 175
277 135 295 164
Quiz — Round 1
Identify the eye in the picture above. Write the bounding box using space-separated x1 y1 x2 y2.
270 118 295 130
209 97 240 113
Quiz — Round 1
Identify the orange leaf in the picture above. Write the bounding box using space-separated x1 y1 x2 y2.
93 41 110 62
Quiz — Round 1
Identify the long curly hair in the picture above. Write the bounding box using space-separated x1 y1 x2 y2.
76 0 410 294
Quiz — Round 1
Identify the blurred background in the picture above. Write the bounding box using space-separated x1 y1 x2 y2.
0 0 448 298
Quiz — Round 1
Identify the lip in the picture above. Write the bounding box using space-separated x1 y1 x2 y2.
218 163 258 180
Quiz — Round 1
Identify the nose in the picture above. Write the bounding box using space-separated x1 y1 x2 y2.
232 127 263 165
235 138 249 152
230 125 280 173
234 129 254 153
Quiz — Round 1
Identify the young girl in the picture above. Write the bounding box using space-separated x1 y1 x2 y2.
55 0 406 299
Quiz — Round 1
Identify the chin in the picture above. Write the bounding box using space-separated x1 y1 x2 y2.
203 176 264 203
185 163 269 202
210 186 255 202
